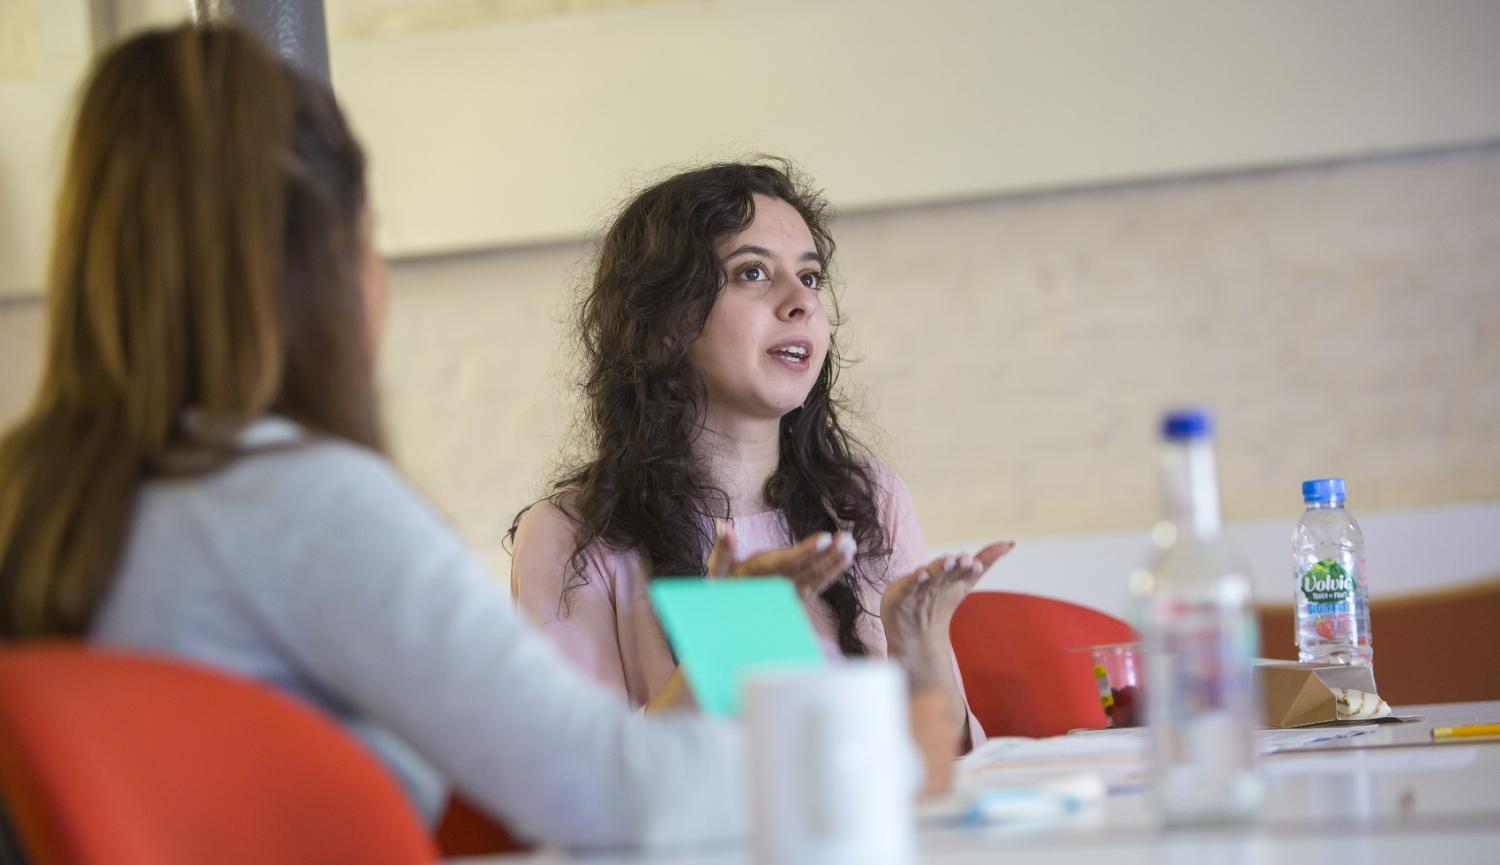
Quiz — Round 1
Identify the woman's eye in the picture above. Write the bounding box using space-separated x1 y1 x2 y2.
801 271 822 290
741 265 766 282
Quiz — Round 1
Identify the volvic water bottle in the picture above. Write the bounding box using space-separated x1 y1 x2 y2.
1132 409 1261 827
1293 478 1372 667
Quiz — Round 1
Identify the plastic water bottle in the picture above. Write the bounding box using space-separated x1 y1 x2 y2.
1131 408 1261 827
1293 478 1372 667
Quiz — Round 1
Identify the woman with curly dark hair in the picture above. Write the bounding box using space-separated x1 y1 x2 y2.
511 162 1011 744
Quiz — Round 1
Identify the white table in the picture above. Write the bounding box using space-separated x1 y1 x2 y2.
453 702 1500 864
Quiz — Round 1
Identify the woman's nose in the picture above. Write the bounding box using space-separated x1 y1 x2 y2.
775 276 815 321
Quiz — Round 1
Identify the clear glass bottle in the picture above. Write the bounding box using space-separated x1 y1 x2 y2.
1132 408 1262 827
1293 478 1372 667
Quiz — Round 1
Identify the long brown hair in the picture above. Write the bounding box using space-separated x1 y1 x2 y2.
514 162 889 656
0 24 380 637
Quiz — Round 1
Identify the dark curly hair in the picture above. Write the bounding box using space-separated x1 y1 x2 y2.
513 160 888 656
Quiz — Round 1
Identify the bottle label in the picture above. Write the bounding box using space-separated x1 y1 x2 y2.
1300 558 1356 605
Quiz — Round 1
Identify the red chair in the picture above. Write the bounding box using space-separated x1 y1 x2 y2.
950 591 1138 738
0 644 438 865
433 795 527 858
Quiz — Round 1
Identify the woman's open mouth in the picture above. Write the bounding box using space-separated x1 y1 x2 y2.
767 339 813 371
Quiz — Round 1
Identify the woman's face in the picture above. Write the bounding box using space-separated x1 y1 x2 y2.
688 194 830 424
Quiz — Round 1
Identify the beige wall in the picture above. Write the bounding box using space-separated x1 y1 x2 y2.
330 0 1500 260
8 1 1500 293
0 298 44 424
0 0 91 295
3 145 1498 579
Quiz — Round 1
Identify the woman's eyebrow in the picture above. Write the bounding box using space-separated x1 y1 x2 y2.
722 243 772 260
721 243 823 264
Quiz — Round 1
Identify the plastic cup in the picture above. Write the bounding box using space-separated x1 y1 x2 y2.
1087 642 1144 728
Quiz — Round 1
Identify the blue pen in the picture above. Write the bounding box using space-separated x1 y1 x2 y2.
960 773 1106 826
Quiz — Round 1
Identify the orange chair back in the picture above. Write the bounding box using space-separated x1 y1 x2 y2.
0 644 437 865
950 591 1138 738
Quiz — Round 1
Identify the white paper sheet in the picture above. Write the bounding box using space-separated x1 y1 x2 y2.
1265 746 1479 778
956 725 1382 790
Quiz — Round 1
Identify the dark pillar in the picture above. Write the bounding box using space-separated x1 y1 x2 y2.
191 0 330 84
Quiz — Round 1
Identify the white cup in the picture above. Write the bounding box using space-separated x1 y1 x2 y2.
744 660 917 865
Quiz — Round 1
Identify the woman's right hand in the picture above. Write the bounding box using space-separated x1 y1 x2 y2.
648 522 854 714
706 520 856 599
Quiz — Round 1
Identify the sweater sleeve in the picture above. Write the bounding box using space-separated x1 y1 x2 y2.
869 461 988 746
222 445 743 849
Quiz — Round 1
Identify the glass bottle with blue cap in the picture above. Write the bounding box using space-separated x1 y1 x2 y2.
1293 477 1372 667
1132 407 1262 827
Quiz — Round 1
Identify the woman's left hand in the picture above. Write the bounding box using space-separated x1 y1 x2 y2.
879 542 1014 689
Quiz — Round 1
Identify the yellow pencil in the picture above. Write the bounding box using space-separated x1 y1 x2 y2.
1431 723 1500 739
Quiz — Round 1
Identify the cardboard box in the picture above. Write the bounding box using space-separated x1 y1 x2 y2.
1259 661 1394 728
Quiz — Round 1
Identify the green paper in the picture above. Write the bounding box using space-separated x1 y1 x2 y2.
650 577 827 717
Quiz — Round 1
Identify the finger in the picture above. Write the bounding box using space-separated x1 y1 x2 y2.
787 532 839 566
784 533 833 579
735 532 827 579
792 532 834 563
878 569 919 617
707 520 737 578
933 551 990 597
735 548 791 578
919 556 948 584
955 561 986 593
789 533 852 595
918 554 976 597
974 541 1016 571
810 532 856 575
803 541 855 595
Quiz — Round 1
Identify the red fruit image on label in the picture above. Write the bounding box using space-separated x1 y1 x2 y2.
1315 617 1336 640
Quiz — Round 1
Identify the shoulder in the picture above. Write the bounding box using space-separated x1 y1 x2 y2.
851 458 925 579
513 494 595 569
236 436 427 519
194 416 416 504
137 430 492 627
182 431 460 568
511 493 624 608
857 457 915 514
515 495 582 543
514 492 639 563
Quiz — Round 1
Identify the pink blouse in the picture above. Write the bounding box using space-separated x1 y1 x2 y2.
510 462 984 743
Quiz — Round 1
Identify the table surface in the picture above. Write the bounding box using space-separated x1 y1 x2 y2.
452 701 1500 864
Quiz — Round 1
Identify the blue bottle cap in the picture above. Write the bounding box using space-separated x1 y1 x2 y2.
1161 408 1213 441
1302 478 1347 505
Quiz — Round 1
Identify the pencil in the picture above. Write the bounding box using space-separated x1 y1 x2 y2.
1431 723 1500 739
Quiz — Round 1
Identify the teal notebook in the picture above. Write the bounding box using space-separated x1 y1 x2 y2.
649 577 827 717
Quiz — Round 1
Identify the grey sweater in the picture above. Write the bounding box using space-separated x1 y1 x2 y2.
91 416 743 849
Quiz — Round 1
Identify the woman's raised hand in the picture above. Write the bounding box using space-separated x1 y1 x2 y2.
879 542 1014 689
706 520 856 599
